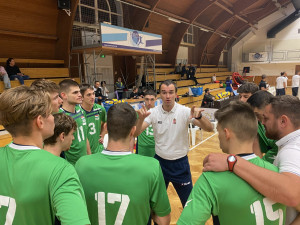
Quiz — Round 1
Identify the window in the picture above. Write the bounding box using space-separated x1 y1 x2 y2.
73 0 123 47
74 0 123 26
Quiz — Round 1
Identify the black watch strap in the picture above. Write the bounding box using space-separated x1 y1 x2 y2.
195 114 202 120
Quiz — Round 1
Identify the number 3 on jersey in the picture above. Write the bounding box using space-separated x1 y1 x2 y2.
88 122 96 135
95 192 130 225
0 195 16 225
250 197 284 225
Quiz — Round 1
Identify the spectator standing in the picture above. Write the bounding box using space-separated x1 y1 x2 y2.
276 72 286 96
292 71 300 96
181 64 187 79
100 81 109 97
187 64 199 85
225 76 234 96
115 77 125 99
259 74 269 90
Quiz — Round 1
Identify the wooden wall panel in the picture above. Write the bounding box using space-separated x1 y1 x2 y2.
0 0 58 36
0 36 56 60
0 0 78 66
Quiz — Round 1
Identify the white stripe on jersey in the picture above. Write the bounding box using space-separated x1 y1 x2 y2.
9 143 40 150
101 150 132 156
242 153 257 161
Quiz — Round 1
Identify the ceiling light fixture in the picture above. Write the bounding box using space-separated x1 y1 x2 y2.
168 17 181 23
200 28 210 32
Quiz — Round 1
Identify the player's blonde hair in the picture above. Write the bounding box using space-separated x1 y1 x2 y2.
31 79 60 93
0 86 52 137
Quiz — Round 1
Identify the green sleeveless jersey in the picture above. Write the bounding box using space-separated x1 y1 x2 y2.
75 151 171 225
80 104 106 154
0 143 90 225
178 155 286 225
59 106 88 165
137 125 155 157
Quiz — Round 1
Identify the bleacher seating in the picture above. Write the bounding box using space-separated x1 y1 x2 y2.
0 58 80 93
137 63 229 107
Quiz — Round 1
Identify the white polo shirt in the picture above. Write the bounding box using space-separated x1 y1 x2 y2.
274 129 300 225
276 76 285 89
292 75 300 88
144 103 192 160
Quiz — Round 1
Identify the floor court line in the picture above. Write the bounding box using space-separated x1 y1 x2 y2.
189 131 218 151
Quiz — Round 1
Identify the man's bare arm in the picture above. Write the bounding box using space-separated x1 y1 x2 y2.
153 213 170 225
203 153 300 207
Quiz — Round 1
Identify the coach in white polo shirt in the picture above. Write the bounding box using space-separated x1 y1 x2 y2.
276 72 287 96
135 80 213 207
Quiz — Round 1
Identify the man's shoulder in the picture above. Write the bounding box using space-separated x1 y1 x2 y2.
93 103 105 111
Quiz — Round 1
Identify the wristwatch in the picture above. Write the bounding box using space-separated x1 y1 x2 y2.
227 154 237 172
195 113 202 120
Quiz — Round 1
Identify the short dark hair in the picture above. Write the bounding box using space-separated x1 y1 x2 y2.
215 101 257 141
59 79 79 94
262 74 267 79
44 113 77 145
205 88 210 93
107 103 137 141
144 89 157 97
6 58 13 66
101 81 106 86
237 82 259 94
159 80 177 93
280 72 285 76
95 80 100 84
247 90 273 109
269 95 300 127
80 83 94 96
31 79 60 93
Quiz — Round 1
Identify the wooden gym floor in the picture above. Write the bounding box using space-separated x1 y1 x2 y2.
167 130 221 225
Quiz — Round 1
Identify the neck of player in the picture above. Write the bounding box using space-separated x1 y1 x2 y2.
13 135 44 149
62 102 76 113
81 102 93 112
44 144 62 157
226 139 254 155
106 137 133 152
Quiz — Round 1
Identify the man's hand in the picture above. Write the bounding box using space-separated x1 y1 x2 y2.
203 153 229 172
137 105 151 120
190 105 204 119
